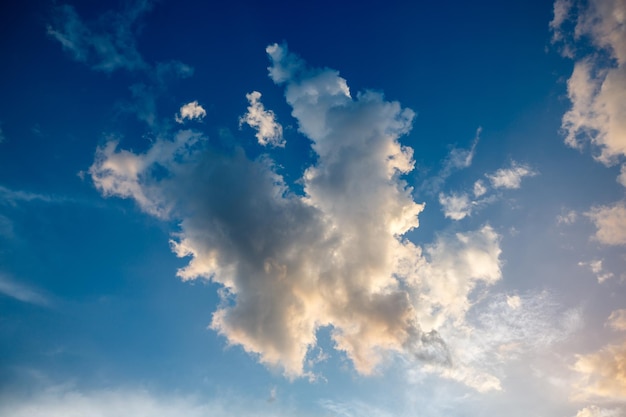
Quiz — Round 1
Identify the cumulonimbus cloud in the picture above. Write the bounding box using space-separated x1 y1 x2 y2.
89 43 509 381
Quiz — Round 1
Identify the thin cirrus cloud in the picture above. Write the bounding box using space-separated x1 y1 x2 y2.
0 274 50 307
47 1 152 73
437 160 535 220
607 309 626 332
239 91 285 147
87 42 520 381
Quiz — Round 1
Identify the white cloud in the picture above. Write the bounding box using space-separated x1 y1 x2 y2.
176 101 206 124
0 185 58 205
422 290 581 392
239 91 284 147
552 0 626 177
573 339 626 401
586 201 626 245
0 274 50 307
438 192 473 220
473 180 487 197
574 406 625 417
578 259 615 283
607 309 626 331
486 162 537 189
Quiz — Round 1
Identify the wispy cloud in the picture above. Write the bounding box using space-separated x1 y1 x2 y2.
486 161 537 189
0 386 295 417
0 185 58 205
578 259 615 283
47 1 152 73
607 309 626 332
0 274 50 307
239 91 284 147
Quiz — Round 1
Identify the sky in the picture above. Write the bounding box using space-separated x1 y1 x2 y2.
0 0 625 416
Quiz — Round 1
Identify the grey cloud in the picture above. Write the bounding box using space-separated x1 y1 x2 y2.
89 44 512 384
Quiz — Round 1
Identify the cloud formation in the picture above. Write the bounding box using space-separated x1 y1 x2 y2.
88 43 512 382
0 274 50 307
47 1 152 73
574 406 625 417
573 340 626 400
486 162 537 189
586 201 626 245
239 91 285 147
551 0 626 177
607 309 626 332
176 101 207 124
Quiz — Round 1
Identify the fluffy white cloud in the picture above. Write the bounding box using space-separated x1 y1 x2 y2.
473 180 487 197
552 0 626 174
573 339 626 400
486 162 537 189
586 201 626 245
176 101 206 124
607 309 626 331
438 192 473 220
239 91 284 147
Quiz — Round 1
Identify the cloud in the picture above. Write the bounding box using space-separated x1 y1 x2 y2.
552 0 626 174
573 340 626 400
558 209 578 225
91 43 469 378
422 127 481 194
438 192 473 220
239 91 285 147
176 101 207 124
473 180 487 197
420 290 581 392
0 386 294 417
0 274 50 307
47 1 153 73
607 309 626 331
0 185 64 205
486 162 537 189
578 259 615 283
586 201 626 245
574 406 625 417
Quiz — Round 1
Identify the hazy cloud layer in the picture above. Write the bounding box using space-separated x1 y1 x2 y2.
239 91 284 147
574 406 625 417
608 309 626 331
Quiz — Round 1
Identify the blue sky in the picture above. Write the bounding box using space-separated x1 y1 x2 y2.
1 0 626 416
